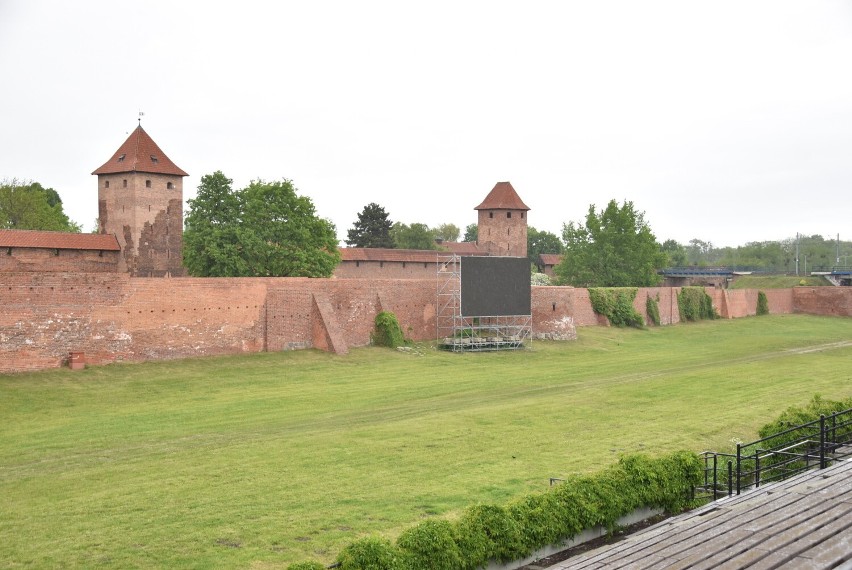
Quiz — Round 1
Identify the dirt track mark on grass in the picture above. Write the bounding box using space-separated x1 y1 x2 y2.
782 341 852 354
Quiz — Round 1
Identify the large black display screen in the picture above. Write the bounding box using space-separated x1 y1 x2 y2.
460 256 531 317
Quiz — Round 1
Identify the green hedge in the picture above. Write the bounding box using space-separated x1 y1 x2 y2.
372 311 407 348
291 451 702 569
588 288 645 328
677 287 718 322
756 291 769 316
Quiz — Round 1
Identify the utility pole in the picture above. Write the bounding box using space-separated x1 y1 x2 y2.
795 233 800 276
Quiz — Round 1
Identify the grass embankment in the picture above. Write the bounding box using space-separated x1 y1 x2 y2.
1 314 851 567
729 274 830 289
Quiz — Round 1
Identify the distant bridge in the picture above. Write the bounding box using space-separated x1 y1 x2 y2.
659 267 736 279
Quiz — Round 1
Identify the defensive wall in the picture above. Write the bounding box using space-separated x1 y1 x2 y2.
1 273 850 373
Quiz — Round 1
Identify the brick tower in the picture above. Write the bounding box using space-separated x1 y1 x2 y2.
92 125 188 276
474 181 530 257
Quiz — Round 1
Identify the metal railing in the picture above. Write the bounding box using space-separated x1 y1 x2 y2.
696 407 852 501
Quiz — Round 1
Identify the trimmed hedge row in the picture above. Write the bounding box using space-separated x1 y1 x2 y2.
289 451 702 569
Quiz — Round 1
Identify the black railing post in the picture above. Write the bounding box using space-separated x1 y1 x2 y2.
736 443 741 495
755 451 761 489
727 460 733 497
713 454 718 500
820 414 826 469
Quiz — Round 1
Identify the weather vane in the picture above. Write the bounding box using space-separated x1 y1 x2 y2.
138 110 145 126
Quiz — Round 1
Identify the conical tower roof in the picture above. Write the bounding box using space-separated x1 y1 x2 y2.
92 125 188 176
474 181 530 211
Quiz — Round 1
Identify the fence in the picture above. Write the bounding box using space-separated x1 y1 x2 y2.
696 407 852 500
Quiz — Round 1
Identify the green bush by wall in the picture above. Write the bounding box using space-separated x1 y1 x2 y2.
588 288 645 328
291 451 702 569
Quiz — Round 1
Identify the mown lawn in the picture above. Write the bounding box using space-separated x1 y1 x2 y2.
1 314 851 568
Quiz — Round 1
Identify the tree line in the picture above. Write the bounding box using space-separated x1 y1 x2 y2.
5 175 849 284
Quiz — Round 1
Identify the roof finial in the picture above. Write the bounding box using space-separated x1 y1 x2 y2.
138 110 144 126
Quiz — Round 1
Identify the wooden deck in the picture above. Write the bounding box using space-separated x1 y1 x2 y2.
547 459 852 569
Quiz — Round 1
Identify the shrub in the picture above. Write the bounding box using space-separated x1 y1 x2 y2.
371 311 407 348
756 291 769 315
455 504 526 568
677 287 718 322
588 288 645 328
303 451 702 569
336 536 405 570
646 293 661 326
396 519 462 570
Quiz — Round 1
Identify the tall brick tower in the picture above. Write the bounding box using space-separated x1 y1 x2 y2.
474 181 530 257
92 125 188 276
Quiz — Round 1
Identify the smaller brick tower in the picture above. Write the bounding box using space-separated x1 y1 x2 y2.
474 181 530 257
93 125 188 276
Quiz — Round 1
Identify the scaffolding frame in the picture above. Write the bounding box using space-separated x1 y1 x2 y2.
436 254 531 352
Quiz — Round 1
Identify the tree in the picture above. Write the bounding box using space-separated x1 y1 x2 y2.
463 223 478 242
346 203 394 248
660 239 687 267
527 226 564 266
555 199 666 287
0 179 81 232
432 223 460 243
183 173 339 277
390 222 437 250
183 171 248 277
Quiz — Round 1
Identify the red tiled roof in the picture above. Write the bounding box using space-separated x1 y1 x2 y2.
92 125 188 176
474 181 530 211
539 253 563 265
0 229 121 251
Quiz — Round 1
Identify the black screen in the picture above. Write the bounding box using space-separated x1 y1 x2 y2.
460 256 531 316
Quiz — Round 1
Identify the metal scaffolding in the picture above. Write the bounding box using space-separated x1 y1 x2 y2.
436 254 531 352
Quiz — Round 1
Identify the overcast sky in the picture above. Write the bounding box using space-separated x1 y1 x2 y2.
1 1 850 247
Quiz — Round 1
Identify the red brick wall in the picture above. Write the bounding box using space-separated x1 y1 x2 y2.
333 260 438 279
793 287 852 317
0 247 119 273
1 272 849 374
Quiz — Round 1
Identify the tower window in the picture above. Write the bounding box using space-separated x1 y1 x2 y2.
507 212 512 218
104 180 110 188
521 212 524 219
146 180 151 188
489 212 493 219
167 182 174 189
123 179 127 188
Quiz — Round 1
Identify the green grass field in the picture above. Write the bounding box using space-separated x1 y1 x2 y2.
2 314 851 568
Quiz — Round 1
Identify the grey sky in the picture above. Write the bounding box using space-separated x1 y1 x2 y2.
1 1 850 247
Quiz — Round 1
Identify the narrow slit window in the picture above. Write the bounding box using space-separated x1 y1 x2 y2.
145 180 151 188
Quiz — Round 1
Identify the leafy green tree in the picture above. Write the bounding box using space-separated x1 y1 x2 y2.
527 226 564 266
0 179 81 232
555 200 665 287
463 223 478 242
239 179 340 277
183 171 248 277
345 202 394 248
183 173 339 277
391 222 437 250
432 223 460 243
660 239 687 267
